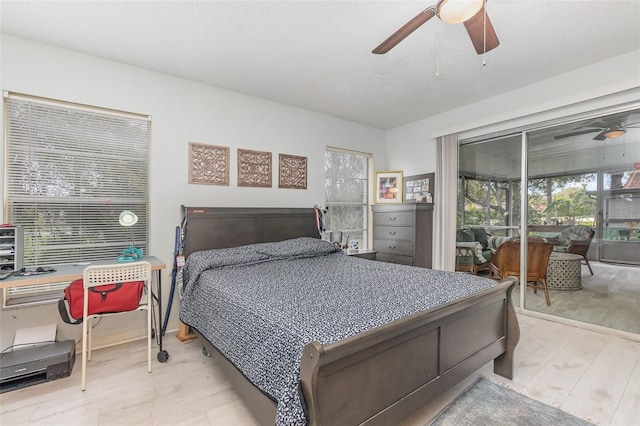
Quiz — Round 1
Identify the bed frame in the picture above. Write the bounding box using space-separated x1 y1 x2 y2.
181 206 519 426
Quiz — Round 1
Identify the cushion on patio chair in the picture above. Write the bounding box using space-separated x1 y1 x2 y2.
488 235 511 251
551 225 594 251
456 228 491 265
456 229 475 243
472 227 489 250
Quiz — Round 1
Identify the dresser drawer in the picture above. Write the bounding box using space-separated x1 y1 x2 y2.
374 239 413 256
373 211 413 227
376 253 413 265
374 226 414 241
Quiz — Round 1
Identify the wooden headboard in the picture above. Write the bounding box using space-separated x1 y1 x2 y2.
181 206 321 258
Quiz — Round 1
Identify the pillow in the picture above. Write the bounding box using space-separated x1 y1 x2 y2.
254 237 340 258
473 242 487 263
487 236 511 251
472 227 489 249
456 229 475 242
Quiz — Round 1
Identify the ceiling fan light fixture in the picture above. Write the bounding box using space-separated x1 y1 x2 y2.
603 129 626 139
436 0 484 24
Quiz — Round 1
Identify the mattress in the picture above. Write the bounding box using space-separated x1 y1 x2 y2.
179 237 498 425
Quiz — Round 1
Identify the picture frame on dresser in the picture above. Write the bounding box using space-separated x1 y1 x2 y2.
375 170 403 204
403 172 435 204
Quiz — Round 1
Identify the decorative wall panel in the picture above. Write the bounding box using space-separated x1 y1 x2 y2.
279 154 307 189
188 142 230 186
238 149 272 187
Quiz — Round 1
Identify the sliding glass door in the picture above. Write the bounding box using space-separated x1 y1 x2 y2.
458 135 521 237
458 107 640 335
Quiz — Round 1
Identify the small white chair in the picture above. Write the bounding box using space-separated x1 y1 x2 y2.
81 261 152 390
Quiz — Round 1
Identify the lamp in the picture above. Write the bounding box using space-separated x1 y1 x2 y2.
329 231 343 248
603 128 626 139
436 0 484 24
117 210 143 262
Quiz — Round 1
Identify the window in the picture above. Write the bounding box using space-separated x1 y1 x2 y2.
3 93 150 306
324 147 371 248
528 173 596 228
458 177 516 233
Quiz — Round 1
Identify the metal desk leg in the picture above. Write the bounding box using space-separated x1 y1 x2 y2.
155 270 169 362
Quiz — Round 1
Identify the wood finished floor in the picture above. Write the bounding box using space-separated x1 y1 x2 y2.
1 314 639 425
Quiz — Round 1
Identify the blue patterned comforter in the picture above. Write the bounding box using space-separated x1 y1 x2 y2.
179 237 498 425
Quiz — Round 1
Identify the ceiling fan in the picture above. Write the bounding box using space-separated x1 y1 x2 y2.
554 113 640 141
372 0 499 55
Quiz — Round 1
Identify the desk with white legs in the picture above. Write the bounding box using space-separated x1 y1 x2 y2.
1 256 169 361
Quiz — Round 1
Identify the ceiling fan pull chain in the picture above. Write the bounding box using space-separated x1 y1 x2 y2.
483 0 487 66
435 23 440 76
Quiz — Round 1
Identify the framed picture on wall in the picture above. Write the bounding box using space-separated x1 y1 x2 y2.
403 172 435 203
375 171 403 204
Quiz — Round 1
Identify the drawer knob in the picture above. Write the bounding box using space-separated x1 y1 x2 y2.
389 217 396 221
389 245 396 250
389 231 396 236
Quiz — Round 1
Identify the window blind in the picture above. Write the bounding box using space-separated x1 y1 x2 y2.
324 147 371 248
3 93 150 306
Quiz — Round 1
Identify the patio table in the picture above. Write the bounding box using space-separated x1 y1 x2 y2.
547 252 583 290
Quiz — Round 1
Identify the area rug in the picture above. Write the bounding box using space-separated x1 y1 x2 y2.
429 378 593 425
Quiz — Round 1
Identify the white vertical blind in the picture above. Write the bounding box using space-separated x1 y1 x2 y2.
3 93 150 305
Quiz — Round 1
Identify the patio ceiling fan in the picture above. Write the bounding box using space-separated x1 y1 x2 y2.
372 0 499 55
554 113 640 141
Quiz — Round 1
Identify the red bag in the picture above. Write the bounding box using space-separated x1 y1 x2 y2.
58 279 145 324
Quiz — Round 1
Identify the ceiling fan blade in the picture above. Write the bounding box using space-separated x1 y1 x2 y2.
580 119 607 129
463 7 499 54
372 7 436 54
554 129 602 140
622 121 640 128
593 131 608 141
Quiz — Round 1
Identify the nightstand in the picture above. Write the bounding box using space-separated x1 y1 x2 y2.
345 249 377 260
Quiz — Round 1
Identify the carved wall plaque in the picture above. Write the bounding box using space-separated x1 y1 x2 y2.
188 142 230 186
279 154 307 189
238 149 272 187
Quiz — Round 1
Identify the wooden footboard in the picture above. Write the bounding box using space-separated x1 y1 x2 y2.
299 278 519 426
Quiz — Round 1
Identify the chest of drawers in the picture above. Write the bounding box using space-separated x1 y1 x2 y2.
372 204 433 268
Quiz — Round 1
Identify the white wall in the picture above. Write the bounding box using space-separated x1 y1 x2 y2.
2 33 639 352
0 35 387 350
386 50 640 175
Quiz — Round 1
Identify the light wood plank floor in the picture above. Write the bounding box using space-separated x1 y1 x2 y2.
2 314 639 425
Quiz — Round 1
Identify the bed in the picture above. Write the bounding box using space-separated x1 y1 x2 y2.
178 207 519 426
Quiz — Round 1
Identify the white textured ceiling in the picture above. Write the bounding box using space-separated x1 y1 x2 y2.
1 1 640 130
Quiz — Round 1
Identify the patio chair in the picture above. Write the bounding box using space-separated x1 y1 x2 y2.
455 228 492 275
489 238 554 306
548 225 595 275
